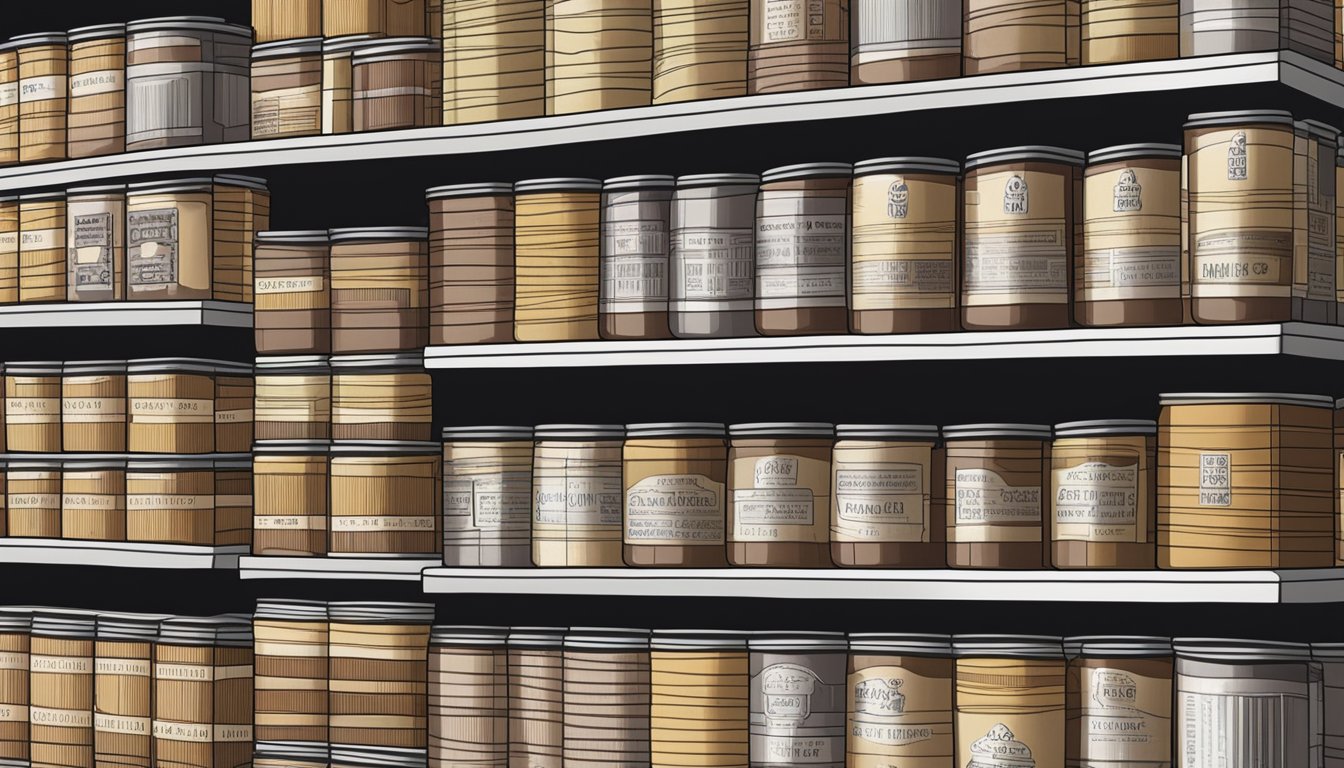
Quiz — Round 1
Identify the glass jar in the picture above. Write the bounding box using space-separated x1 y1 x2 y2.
847 633 954 768
561 628 651 767
1064 636 1172 767
442 426 534 568
953 635 1065 768
748 632 847 768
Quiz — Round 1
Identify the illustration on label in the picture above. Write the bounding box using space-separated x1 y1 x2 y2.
1003 175 1029 215
1198 452 1231 507
888 178 909 219
71 212 113 290
1112 169 1142 212
760 663 818 727
853 677 905 715
966 723 1035 768
127 208 179 286
1227 132 1248 181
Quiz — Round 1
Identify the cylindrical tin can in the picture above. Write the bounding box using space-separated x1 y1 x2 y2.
850 0 962 83
253 0 323 42
441 426 535 568
963 0 1080 73
352 38 443 132
514 179 603 342
18 192 66 304
329 227 430 354
13 33 69 164
544 0 654 114
953 635 1066 768
252 599 328 751
324 0 429 37
748 632 846 768
1082 0 1177 62
507 628 565 768
847 634 954 768
831 424 946 568
253 441 330 557
255 230 332 356
623 423 729 567
152 616 254 768
670 173 760 338
562 629 651 768
6 459 62 537
1179 0 1334 61
67 24 127 159
329 441 442 557
426 183 517 346
532 424 626 566
1064 636 1173 767
428 627 509 768
651 630 749 768
944 423 1052 568
29 610 96 768
728 422 835 567
93 613 160 768
652 0 748 103
1050 419 1157 569
747 0 849 93
255 356 331 442
251 38 324 140
330 353 432 442
442 0 546 124
326 601 433 752
5 362 62 453
61 458 127 542
601 176 675 340
321 35 378 135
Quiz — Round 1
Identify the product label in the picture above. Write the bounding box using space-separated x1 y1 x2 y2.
61 493 119 511
953 469 1042 541
0 231 17 251
672 227 755 308
29 707 92 728
19 75 64 103
127 207 179 287
62 397 123 421
153 722 253 743
130 398 213 423
964 170 1069 305
0 704 28 723
1198 452 1231 507
6 396 59 424
1079 667 1171 762
833 465 927 542
20 228 59 251
154 663 251 682
444 474 532 531
30 654 92 673
254 515 326 530
733 454 828 542
964 723 1037 768
1053 461 1139 542
330 516 436 531
255 276 323 294
70 211 113 291
96 658 151 676
755 456 800 487
0 82 17 107
9 494 60 510
0 651 27 670
1113 169 1143 212
886 178 910 219
1192 229 1292 290
760 0 831 42
849 665 953 754
1003 175 1029 214
755 662 840 764
70 70 122 98
126 495 212 510
215 408 252 424
851 259 955 299
534 476 623 527
95 714 151 735
755 196 847 307
602 219 668 313
623 474 724 545
1227 132 1248 181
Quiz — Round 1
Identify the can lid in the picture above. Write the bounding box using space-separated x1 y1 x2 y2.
1158 392 1334 408
6 32 69 48
506 627 567 647
847 633 953 655
323 33 382 53
328 747 427 768
1173 638 1311 662
328 226 428 242
515 178 603 193
158 615 253 647
748 631 848 651
441 426 535 441
1311 643 1344 661
97 613 167 641
761 162 854 183
1086 143 1183 164
952 635 1064 658
651 629 750 650
835 424 939 440
3 457 64 470
254 742 330 761
430 626 510 647
565 627 651 649
1183 109 1295 128
255 599 329 621
330 352 424 371
63 359 128 375
67 184 128 196
68 22 128 41
255 354 331 372
1052 419 1157 437
253 37 323 56
215 174 269 190
729 422 835 438
32 609 97 638
626 422 727 438
127 357 252 375
350 36 438 60
1296 119 1338 140
6 361 63 375
254 440 332 455
943 423 1052 440
1064 636 1172 657
126 453 251 470
675 173 761 188
853 157 960 176
257 230 330 245
329 440 441 456
603 175 677 191
426 183 515 199
0 608 32 632
126 16 252 36
18 191 65 202
534 424 626 440
62 457 129 471
965 146 1085 169
126 178 214 194
327 601 435 624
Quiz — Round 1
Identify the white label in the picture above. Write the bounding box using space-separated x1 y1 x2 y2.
0 82 17 106
19 75 64 103
20 228 59 251
834 466 926 541
9 494 60 510
0 651 28 670
29 707 92 728
70 70 122 98
445 475 532 531
762 0 807 41
1053 461 1138 542
954 469 1041 524
602 219 668 313
672 228 754 307
96 714 151 735
154 663 251 682
330 516 436 531
1179 676 1310 768
0 704 28 723
1080 667 1168 761
755 201 847 307
254 515 326 530
96 658 151 676
735 488 815 526
754 455 799 487
30 654 92 673
534 476 623 526
256 276 324 294
624 474 724 544
153 722 253 743
1198 452 1231 507
126 495 212 510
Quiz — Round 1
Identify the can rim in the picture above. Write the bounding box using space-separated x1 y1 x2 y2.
257 230 330 244
835 424 940 439
126 16 252 35
952 634 1064 657
515 178 603 193
852 157 960 175
1158 392 1334 407
1086 143 1183 163
965 146 1085 169
330 352 424 371
729 422 835 438
942 423 1052 439
603 175 677 191
1052 419 1157 437
66 184 128 196
425 183 515 199
328 226 428 242
252 37 324 56
675 173 761 188
351 38 440 60
1173 638 1310 661
441 426 535 441
847 632 953 654
748 631 848 650
1183 109 1295 128
1063 636 1173 656
68 23 128 41
761 162 854 182
534 424 626 439
626 422 727 437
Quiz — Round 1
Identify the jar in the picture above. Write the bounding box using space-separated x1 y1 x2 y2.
963 0 1080 73
953 635 1065 768
13 33 69 164
428 627 509 768
324 0 429 37
65 185 126 303
532 424 625 566
601 176 675 340
426 183 516 345
755 163 851 336
944 423 1051 569
440 0 545 123
327 602 433 751
321 35 379 135
1157 392 1334 568
125 17 251 151
61 458 126 541
66 24 126 159
1050 419 1156 569
963 147 1083 330
253 441 330 557
747 0 848 93
622 423 728 567
6 459 61 538
651 0 748 103
0 197 16 303
514 179 603 342
255 356 331 441
124 179 214 301
126 455 253 546
352 38 443 132
331 353 432 442
93 613 159 768
330 441 442 557
254 231 331 355
28 610 96 768
749 632 846 768
1313 643 1344 766
329 227 430 354
507 627 565 768
18 192 66 304
5 362 62 453
1064 636 1172 767
1078 144 1184 326
0 609 30 767
850 157 960 333
650 630 749 768
670 173 760 338
442 426 535 568
850 0 961 83
1083 0 1177 62
562 628 651 768
252 600 328 749
152 616 254 768
251 38 324 140
0 49 16 167
847 633 954 768
831 424 946 568
127 358 253 454
253 0 323 42
728 422 834 567
1179 0 1333 61
544 0 653 114
1173 639 1316 763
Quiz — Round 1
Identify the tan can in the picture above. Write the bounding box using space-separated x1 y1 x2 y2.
61 459 127 542
255 357 331 442
330 441 442 556
747 0 848 93
953 635 1065 768
65 185 126 303
1082 0 1177 62
329 227 431 355
650 630 749 768
93 614 161 768
126 456 253 547
847 634 954 768
212 175 272 305
964 0 1080 73
944 423 1051 569
441 426 535 568
255 232 332 356
124 180 214 302
851 158 960 334
442 0 546 124
322 35 379 135
14 33 69 164
0 48 17 167
1158 392 1335 568
331 353 433 442
507 628 564 768
6 362 62 453
429 627 509 768
0 197 17 303
831 424 946 568
850 0 962 83
1050 420 1156 569
253 442 331 557
562 629 651 768
19 192 67 304
727 422 835 567
28 610 95 768
325 0 428 36
652 0 748 103
327 602 434 750
0 609 32 767
253 600 328 749
67 24 126 159
6 460 61 539
1063 637 1172 767
127 358 252 455
152 616 254 768
252 39 324 140
255 0 323 41
622 423 728 567
532 425 626 567
352 39 443 131
427 183 517 345
545 0 653 115
514 179 603 341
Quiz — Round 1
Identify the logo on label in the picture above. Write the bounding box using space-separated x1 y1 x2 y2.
1227 131 1248 181
853 677 905 715
887 178 909 219
1112 169 1142 212
1003 175 1028 215
966 723 1035 768
1091 669 1138 711
760 663 818 727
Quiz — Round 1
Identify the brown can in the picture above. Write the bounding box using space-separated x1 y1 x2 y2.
6 460 61 538
747 0 848 93
324 0 429 36
0 197 17 303
1082 0 1177 62
1050 419 1156 569
441 0 546 124
330 441 442 557
428 627 509 768
253 441 330 557
442 426 535 568
61 459 127 542
254 0 323 42
847 634 954 768
327 602 434 751
653 0 748 103
252 599 328 750
0 609 31 767
0 48 17 167
602 176 675 340
352 38 443 132
13 33 69 164
255 231 332 356
19 192 66 304
28 610 96 768
126 456 253 547
1158 392 1334 568
329 227 430 355
514 179 604 341
152 616 254 768
850 0 962 83
964 0 1080 73
65 185 125 303
622 423 728 567
331 353 433 442
831 424 946 568
251 39 323 140
650 631 749 768
851 158 960 334
532 424 626 567
728 422 835 567
427 183 516 346
562 628 651 768
67 24 126 159
944 423 1051 569
255 357 331 442
545 0 654 115
507 628 564 768
755 163 851 336
963 147 1083 330
1064 636 1172 767
953 635 1065 768
6 362 62 453
93 614 160 768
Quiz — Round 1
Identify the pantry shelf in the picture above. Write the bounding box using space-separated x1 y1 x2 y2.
0 539 247 569
0 300 252 329
421 566 1344 603
0 51 1337 193
237 556 440 581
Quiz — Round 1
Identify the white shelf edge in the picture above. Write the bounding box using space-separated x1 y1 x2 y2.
0 52 1327 192
238 555 437 581
0 300 252 329
0 539 247 570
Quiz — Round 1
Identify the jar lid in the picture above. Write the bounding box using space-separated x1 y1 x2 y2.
430 626 510 647
126 16 252 36
330 440 441 456
1173 638 1311 662
749 631 848 651
254 742 329 761
853 157 960 176
651 629 750 650
158 615 253 647
127 453 250 471
442 426 535 441
327 601 435 624
64 359 128 375
1183 110 1294 128
1158 392 1334 408
835 424 939 440
329 747 427 768
426 183 514 199
126 178 214 194
329 226 428 242
97 613 166 642
729 422 835 438
847 633 953 655
5 32 69 48
626 422 727 438
506 627 566 647
257 230 330 244
323 34 382 53
1052 419 1157 437
68 23 128 41
255 354 331 372
7 360 64 375
0 608 31 632
352 37 440 62
32 609 97 639
565 627 651 649
952 635 1064 658
18 192 64 202
943 423 1052 440
603 175 676 191
1064 636 1172 657
534 424 625 440
215 174 269 190
255 599 329 621
515 178 603 193
330 352 424 372
676 173 760 188
127 356 251 375
1311 643 1344 661
1087 143 1183 164
761 162 853 183
253 37 323 56
254 440 332 455
965 146 1085 170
